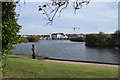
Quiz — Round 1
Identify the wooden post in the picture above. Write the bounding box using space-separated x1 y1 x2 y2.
31 44 36 59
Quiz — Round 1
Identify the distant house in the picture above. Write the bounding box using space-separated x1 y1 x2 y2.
51 33 68 39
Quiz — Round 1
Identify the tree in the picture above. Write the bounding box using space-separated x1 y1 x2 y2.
110 30 120 47
2 2 21 59
70 37 85 42
26 36 40 42
85 33 98 47
96 32 110 46
19 37 29 43
85 32 110 47
115 30 120 47
38 0 91 25
38 0 119 25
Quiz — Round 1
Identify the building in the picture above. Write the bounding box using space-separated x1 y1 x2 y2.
51 33 69 39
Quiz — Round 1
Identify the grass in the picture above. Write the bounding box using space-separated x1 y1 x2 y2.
3 55 118 78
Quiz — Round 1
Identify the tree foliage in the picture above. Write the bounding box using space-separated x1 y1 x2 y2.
19 36 40 43
2 2 21 59
19 37 28 43
85 31 120 47
26 36 40 42
85 33 99 47
70 37 85 42
109 30 120 47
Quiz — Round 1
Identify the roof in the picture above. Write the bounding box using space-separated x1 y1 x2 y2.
51 33 64 35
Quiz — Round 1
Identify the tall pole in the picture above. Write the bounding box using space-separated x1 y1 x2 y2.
73 28 76 34
50 33 51 39
73 27 80 34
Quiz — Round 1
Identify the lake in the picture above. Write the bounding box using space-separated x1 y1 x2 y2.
12 40 119 64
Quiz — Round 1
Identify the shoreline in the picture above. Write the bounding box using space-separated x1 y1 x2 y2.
14 54 119 68
47 58 119 65
42 59 118 69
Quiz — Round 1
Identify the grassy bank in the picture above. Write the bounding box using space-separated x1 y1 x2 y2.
3 55 118 78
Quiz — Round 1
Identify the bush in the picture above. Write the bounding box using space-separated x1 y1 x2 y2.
20 37 29 43
26 36 40 42
109 30 120 47
70 37 84 42
85 32 110 47
2 2 21 58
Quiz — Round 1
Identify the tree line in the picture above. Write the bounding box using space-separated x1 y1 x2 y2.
85 31 120 47
19 36 40 43
70 37 85 42
70 30 120 48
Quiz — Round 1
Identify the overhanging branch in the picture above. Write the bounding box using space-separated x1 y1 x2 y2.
38 0 91 25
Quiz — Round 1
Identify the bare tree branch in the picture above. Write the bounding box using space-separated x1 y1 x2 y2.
59 1 69 17
73 0 91 14
38 0 91 25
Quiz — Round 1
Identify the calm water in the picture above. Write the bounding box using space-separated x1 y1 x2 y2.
12 40 119 64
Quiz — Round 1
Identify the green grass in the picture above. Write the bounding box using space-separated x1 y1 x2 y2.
3 55 118 78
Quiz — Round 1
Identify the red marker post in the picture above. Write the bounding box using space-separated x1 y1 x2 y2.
35 49 38 52
35 49 40 56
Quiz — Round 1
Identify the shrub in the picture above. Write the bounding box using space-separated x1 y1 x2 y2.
85 32 110 47
70 37 84 42
26 36 40 42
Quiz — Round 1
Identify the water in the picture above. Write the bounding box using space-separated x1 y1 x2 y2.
12 40 119 64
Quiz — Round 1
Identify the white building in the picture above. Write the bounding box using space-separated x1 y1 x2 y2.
51 33 68 39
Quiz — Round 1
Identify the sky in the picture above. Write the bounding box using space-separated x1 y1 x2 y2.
15 0 118 35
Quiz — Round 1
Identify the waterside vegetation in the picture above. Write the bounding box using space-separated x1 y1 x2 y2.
70 37 85 42
20 36 40 43
85 31 120 47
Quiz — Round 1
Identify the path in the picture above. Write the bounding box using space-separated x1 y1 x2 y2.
14 54 119 68
42 59 119 69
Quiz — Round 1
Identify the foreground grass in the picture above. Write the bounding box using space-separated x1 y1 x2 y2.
3 55 118 78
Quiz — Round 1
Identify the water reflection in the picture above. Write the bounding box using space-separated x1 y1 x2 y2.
85 47 118 64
